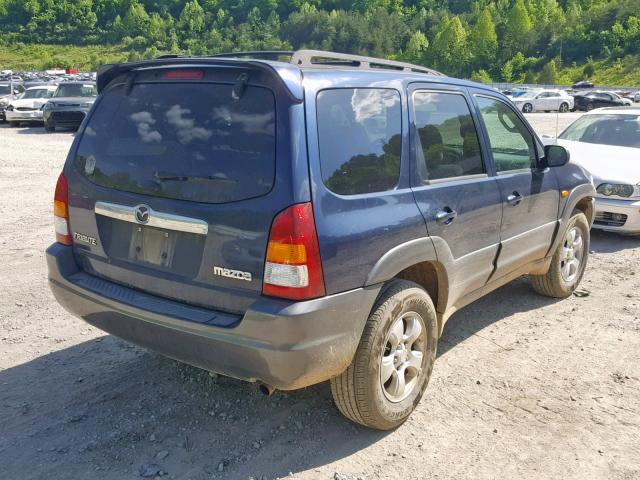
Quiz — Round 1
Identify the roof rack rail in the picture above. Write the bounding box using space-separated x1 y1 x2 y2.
209 49 444 76
292 50 444 76
210 51 294 61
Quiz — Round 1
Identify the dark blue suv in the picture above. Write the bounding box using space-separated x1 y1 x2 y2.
47 50 596 430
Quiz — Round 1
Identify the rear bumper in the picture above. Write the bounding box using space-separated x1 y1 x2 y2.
47 243 380 390
593 197 640 234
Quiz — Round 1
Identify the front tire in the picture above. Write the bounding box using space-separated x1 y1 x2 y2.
9 121 19 127
44 122 55 132
522 103 533 113
559 102 569 113
531 212 589 298
330 280 438 430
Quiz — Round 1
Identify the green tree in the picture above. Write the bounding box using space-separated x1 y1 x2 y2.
429 15 470 77
469 8 497 71
503 0 532 57
537 59 558 84
178 0 206 41
122 1 151 38
402 30 429 64
470 69 492 83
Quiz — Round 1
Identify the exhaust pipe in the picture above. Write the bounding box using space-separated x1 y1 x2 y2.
258 383 276 396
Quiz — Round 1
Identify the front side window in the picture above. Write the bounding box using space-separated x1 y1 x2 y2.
413 91 484 181
316 88 401 195
476 96 537 172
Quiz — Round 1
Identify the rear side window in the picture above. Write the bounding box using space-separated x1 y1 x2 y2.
316 88 401 195
75 82 276 204
413 91 484 181
475 96 537 172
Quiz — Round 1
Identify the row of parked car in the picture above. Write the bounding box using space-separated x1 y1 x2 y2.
504 86 638 113
39 51 639 432
0 79 97 131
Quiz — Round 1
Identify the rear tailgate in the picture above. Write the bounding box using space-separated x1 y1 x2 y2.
64 64 302 314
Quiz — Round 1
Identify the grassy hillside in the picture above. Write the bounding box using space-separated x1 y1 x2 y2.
557 55 640 87
0 43 130 71
1 43 639 88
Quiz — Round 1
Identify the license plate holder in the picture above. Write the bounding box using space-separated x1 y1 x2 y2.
129 225 176 267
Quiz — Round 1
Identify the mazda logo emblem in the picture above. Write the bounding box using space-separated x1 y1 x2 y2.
134 205 150 224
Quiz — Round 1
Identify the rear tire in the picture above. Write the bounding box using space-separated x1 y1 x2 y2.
45 123 55 132
586 102 594 111
531 212 589 298
330 280 438 430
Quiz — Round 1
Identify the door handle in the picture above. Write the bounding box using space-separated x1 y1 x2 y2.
435 208 458 225
506 192 523 206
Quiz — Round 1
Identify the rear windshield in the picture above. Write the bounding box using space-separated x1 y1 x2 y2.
74 82 276 204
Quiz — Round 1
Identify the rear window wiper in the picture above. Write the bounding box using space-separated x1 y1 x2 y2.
153 172 237 184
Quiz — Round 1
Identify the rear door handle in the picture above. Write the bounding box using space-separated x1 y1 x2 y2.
435 208 458 225
506 192 523 206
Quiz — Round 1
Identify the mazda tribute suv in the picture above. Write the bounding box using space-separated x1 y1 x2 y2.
47 50 595 430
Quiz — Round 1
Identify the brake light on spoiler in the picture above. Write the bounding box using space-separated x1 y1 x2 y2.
263 203 326 301
161 70 204 80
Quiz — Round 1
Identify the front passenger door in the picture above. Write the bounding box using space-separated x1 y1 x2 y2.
474 94 560 279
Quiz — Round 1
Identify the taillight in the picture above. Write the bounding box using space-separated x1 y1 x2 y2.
263 203 326 301
54 173 72 245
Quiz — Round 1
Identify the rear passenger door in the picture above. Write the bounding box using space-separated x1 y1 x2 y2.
472 92 559 278
409 85 502 307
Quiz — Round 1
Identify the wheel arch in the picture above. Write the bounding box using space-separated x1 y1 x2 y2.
365 238 449 335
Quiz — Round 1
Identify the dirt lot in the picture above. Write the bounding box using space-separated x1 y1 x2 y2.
1 112 639 480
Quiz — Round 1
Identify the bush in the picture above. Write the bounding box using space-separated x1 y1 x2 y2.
470 69 492 83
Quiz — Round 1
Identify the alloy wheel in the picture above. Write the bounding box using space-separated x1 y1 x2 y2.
380 312 426 403
560 227 584 282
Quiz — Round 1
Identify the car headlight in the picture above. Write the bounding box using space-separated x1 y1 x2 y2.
596 183 639 198
0 98 8 107
43 102 53 111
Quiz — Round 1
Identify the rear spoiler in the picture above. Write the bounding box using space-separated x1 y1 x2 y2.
97 57 304 102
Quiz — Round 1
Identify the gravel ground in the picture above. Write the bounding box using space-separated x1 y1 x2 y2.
1 113 639 480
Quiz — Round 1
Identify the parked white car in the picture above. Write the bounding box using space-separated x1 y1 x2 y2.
512 89 574 113
6 85 57 125
555 107 640 234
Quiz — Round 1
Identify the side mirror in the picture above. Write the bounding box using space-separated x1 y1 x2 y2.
543 144 570 168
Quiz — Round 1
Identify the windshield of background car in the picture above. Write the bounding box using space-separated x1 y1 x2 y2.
21 89 53 99
74 82 276 204
54 84 97 97
0 85 11 95
559 114 640 148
